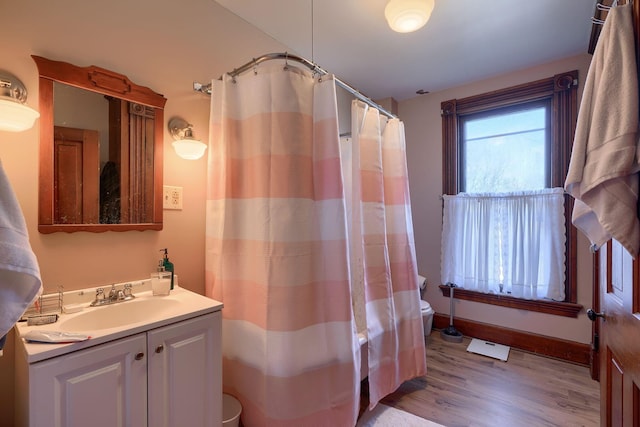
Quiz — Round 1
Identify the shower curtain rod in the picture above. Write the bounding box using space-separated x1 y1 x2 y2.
193 52 398 119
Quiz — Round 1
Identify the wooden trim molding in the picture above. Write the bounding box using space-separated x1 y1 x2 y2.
440 99 458 196
32 56 166 108
591 251 600 381
432 313 591 366
588 0 615 54
438 285 583 318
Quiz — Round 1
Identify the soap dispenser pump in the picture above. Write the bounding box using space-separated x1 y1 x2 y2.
160 248 175 289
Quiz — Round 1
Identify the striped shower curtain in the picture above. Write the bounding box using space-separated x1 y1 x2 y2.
205 64 361 426
348 101 427 409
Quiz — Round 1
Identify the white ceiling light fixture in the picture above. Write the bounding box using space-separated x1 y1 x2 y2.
0 70 40 132
385 0 435 33
168 117 208 160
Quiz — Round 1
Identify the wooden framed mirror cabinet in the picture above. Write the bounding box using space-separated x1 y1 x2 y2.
33 55 166 233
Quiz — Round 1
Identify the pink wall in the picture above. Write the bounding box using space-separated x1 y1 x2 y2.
0 0 289 423
400 53 595 344
0 0 596 421
0 0 290 295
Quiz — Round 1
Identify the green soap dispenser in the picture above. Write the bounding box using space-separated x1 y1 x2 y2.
160 248 175 289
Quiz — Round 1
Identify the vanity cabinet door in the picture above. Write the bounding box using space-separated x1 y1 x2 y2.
29 333 147 427
147 312 222 427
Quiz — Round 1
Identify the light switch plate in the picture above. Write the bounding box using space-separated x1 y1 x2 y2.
163 186 183 210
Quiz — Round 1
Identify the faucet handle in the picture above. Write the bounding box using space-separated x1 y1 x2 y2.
123 283 133 296
90 287 106 307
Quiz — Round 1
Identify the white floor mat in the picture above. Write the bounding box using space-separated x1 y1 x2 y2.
466 338 510 361
357 404 444 427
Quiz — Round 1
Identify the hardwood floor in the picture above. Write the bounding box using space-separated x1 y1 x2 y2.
373 332 600 427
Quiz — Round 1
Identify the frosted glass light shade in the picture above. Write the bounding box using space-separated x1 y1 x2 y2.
385 0 435 33
0 98 40 132
168 117 207 160
172 139 208 160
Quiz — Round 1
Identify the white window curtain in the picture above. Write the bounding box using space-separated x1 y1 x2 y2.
441 188 566 301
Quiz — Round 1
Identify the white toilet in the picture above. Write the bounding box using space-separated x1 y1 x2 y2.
420 300 434 336
418 275 434 337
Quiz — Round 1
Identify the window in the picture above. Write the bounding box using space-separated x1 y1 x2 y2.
461 102 550 192
441 71 581 317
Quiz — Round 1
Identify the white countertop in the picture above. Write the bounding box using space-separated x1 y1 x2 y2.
15 284 223 364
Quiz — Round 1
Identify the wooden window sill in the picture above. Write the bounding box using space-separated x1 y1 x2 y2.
438 285 583 318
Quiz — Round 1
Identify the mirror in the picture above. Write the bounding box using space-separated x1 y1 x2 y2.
33 56 166 233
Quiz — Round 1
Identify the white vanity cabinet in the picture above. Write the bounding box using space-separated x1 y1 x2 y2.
15 298 222 427
26 333 148 427
147 313 221 427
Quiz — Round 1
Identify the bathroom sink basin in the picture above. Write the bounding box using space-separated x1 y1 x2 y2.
59 297 179 332
17 285 223 364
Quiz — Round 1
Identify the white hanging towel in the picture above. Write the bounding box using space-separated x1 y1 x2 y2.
0 159 42 339
565 2 640 257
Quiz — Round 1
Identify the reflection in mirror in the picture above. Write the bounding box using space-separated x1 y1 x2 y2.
33 56 166 233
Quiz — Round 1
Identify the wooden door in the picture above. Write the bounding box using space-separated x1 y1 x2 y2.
53 126 100 224
596 240 640 426
587 1 640 423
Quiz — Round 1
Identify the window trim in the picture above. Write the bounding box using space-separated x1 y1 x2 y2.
441 70 580 317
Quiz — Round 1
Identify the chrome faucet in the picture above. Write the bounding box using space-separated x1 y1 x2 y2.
90 283 135 307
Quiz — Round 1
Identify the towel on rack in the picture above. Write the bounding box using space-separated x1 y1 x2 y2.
565 2 640 256
0 159 42 338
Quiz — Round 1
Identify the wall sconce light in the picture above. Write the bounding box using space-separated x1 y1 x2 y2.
0 70 40 132
168 117 207 160
385 0 435 33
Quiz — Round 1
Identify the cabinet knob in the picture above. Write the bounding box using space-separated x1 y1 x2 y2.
135 352 144 360
155 345 164 354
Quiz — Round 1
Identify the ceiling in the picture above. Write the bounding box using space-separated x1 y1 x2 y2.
213 0 597 101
